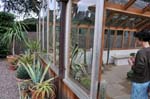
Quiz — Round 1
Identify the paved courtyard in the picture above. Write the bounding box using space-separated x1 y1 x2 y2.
0 60 19 99
102 64 131 99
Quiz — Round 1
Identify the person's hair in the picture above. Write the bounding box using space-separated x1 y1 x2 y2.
134 29 150 42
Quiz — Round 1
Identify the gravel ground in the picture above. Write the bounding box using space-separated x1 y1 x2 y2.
0 60 19 99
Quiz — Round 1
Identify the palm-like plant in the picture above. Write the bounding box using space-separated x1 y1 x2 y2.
1 21 27 55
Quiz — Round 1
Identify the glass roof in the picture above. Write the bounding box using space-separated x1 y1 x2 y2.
132 0 148 9
108 0 149 9
108 0 129 5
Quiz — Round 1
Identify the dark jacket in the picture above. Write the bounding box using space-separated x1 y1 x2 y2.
131 47 150 83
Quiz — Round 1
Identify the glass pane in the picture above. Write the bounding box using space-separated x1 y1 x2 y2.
115 30 123 48
131 0 148 9
123 31 129 48
108 0 128 5
130 32 136 48
69 1 96 91
109 30 115 49
49 0 60 66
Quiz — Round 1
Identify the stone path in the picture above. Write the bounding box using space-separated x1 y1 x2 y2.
102 65 131 99
0 60 19 99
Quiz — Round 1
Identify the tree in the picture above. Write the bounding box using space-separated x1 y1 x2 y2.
1 0 43 16
23 18 38 31
0 12 15 57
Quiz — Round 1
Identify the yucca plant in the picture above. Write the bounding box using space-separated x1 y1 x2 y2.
1 21 27 55
31 78 56 99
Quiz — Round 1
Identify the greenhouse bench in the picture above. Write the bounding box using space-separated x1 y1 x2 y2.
112 55 130 66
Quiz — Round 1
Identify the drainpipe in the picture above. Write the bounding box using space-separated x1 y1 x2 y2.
106 29 111 65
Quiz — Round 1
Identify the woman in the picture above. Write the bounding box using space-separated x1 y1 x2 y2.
130 30 150 99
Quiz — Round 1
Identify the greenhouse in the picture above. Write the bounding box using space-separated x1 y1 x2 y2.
0 0 150 99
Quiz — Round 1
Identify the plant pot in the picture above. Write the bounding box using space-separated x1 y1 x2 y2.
15 77 31 83
8 64 17 71
7 55 18 63
29 86 55 99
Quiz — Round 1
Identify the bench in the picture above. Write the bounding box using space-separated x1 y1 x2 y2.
112 55 130 66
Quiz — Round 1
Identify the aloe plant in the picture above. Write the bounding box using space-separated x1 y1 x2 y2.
1 21 27 55
18 50 34 65
25 39 40 53
31 78 56 99
20 59 50 84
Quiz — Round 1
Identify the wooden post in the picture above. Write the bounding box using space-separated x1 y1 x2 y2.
90 0 105 99
47 0 50 53
58 0 68 99
53 0 56 65
42 0 45 51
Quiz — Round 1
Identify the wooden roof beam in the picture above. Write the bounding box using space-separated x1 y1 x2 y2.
124 0 136 10
142 4 150 13
135 19 149 28
119 16 131 27
106 2 150 18
105 26 137 31
111 15 122 26
106 12 115 25
138 21 150 31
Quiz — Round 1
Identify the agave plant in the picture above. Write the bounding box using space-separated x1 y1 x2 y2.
31 78 56 99
70 44 87 80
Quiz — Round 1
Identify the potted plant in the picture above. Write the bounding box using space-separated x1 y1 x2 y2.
25 39 40 54
8 59 18 70
1 21 27 64
16 50 34 82
20 58 56 99
30 78 56 99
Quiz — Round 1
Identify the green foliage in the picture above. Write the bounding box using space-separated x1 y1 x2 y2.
31 78 56 99
71 44 87 80
18 51 34 65
0 12 15 33
1 21 27 55
16 65 30 79
80 75 91 90
25 40 40 53
23 18 37 32
20 59 50 84
0 12 15 56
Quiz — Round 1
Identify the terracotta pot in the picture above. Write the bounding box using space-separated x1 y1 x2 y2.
15 77 31 83
7 55 18 63
8 64 17 71
29 86 55 99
